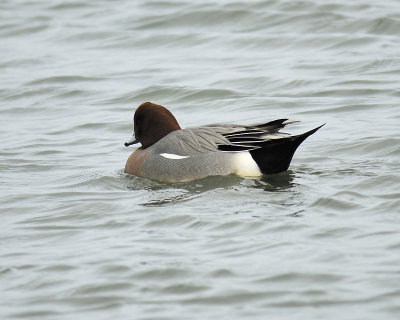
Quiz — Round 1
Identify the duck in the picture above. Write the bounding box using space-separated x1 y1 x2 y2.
124 102 323 182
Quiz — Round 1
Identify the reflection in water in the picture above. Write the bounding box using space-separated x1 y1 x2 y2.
122 171 296 206
257 171 296 192
122 173 243 206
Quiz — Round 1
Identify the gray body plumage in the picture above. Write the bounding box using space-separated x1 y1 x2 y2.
126 120 323 182
139 127 238 182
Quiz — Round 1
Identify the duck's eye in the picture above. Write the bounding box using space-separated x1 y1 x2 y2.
136 119 142 125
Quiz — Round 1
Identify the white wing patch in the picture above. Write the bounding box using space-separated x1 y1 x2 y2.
160 153 190 160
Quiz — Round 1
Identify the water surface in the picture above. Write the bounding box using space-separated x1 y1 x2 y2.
1 1 400 319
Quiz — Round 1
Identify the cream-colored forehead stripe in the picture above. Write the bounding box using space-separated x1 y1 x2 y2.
160 153 190 160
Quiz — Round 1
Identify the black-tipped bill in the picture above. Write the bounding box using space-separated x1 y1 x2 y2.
124 135 139 147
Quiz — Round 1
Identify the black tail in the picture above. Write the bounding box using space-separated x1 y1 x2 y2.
249 124 324 174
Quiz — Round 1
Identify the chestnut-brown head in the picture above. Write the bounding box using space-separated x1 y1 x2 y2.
125 102 181 149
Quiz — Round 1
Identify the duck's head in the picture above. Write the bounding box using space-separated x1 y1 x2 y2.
124 102 181 149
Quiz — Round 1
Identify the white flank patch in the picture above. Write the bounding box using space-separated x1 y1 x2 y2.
160 153 190 160
233 152 262 177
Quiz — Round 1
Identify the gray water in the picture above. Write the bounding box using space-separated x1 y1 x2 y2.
1 1 400 319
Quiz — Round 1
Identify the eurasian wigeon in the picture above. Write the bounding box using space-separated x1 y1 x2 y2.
124 102 323 182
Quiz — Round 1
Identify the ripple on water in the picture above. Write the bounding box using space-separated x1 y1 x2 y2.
1 0 400 319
